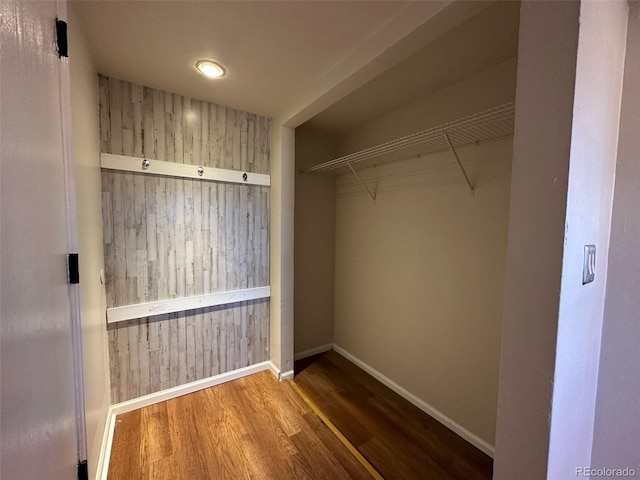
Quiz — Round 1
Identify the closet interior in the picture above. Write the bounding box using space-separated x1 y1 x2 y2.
293 0 519 458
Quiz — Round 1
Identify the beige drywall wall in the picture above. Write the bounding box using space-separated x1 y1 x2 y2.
547 1 627 477
334 140 511 447
270 123 295 374
339 58 517 155
294 126 337 355
68 5 111 479
592 3 639 472
493 3 579 478
333 61 516 447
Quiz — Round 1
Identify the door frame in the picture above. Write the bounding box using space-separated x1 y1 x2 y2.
56 0 88 465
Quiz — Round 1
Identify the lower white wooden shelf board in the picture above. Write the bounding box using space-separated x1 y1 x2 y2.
106 286 271 324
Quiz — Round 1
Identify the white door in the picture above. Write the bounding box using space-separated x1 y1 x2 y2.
0 0 85 478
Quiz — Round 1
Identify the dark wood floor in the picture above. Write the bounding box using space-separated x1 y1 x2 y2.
294 350 493 480
107 370 372 479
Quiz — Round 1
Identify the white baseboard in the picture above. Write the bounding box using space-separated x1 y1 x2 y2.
332 344 495 458
279 369 295 380
111 361 272 416
268 361 280 378
95 409 116 480
268 361 294 381
95 361 273 479
294 343 333 361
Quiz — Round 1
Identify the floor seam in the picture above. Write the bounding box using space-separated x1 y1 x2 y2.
289 380 385 480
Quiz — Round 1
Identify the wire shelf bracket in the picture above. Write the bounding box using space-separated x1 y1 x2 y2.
444 132 474 196
347 162 377 202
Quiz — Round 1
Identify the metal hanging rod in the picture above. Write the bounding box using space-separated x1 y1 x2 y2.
307 102 515 174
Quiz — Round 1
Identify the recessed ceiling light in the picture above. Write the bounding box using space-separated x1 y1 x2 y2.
195 60 226 79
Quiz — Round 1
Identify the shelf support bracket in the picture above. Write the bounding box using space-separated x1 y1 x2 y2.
347 162 376 202
444 133 474 196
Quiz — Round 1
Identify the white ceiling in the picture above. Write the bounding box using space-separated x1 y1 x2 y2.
307 1 520 133
72 1 519 129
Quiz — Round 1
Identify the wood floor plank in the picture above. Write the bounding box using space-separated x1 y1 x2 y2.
165 394 211 480
139 402 172 464
294 350 493 480
107 370 372 480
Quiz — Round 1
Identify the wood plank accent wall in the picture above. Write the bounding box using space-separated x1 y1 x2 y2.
99 75 271 403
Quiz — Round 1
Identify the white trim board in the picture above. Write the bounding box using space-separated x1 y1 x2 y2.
267 361 280 379
106 286 271 324
267 361 294 381
95 409 116 480
279 369 295 381
101 153 271 187
294 343 333 361
332 344 495 458
111 361 273 416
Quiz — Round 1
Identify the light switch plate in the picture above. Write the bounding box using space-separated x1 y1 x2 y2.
583 245 596 284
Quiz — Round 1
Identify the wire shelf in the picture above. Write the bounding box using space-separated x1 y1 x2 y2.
307 102 515 174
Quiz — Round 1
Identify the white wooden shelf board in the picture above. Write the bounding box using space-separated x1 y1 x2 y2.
101 153 270 186
106 286 271 323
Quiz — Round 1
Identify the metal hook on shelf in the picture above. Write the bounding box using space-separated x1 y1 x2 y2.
142 158 150 170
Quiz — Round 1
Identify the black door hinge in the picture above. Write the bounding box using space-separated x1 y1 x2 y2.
68 253 79 284
55 18 68 58
77 460 88 480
